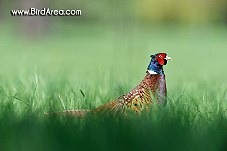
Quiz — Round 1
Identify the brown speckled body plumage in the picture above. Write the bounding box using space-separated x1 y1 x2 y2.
94 72 166 115
46 72 167 117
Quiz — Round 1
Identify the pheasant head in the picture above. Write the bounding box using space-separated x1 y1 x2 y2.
147 53 172 75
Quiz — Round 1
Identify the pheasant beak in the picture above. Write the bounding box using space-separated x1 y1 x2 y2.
165 56 172 60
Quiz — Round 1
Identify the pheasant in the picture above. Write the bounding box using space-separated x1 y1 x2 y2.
46 52 172 117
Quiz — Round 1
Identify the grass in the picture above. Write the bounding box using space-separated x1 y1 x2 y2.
0 23 227 151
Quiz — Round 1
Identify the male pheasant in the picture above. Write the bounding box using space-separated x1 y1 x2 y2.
46 52 172 117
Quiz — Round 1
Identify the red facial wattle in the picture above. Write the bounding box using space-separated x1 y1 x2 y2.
156 53 167 65
157 57 165 65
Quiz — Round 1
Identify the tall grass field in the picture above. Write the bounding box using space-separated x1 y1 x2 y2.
0 24 227 151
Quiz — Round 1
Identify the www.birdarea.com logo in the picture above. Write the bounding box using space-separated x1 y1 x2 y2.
11 8 82 16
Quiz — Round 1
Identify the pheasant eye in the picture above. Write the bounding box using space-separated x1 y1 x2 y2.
159 55 162 58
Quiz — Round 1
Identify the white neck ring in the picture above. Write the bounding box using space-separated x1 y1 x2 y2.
148 70 157 75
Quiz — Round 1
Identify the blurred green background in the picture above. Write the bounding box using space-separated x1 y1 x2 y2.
0 0 227 82
0 0 227 151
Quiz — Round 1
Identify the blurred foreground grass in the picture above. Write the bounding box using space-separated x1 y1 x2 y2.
0 23 227 151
